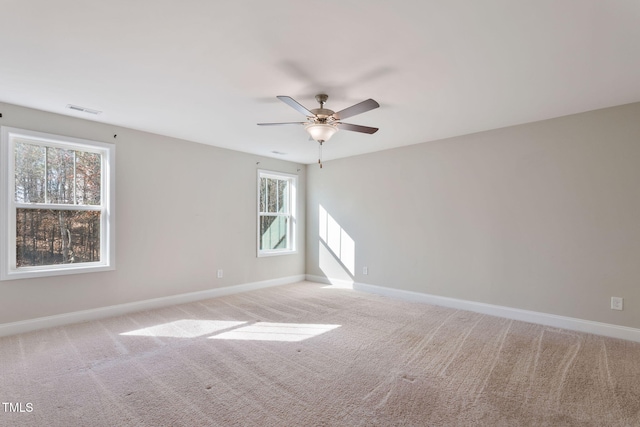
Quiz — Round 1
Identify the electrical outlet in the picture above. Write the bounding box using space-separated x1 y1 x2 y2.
611 297 623 311
217 269 223 279
362 266 368 275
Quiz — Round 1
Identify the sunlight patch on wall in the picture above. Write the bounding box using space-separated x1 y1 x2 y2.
319 204 355 276
319 242 354 287
121 319 247 338
209 322 341 342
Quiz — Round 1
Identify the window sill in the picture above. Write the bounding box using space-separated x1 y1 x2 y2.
0 263 114 281
257 249 298 258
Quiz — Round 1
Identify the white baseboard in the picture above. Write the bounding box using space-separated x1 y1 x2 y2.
305 274 354 288
0 275 305 338
307 275 640 343
6 274 637 343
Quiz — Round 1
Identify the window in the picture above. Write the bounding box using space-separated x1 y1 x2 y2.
0 127 115 280
257 170 297 256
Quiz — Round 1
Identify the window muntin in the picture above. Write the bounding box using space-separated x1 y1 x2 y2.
258 170 296 256
1 127 115 280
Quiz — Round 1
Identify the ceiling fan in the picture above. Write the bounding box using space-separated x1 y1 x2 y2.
258 94 379 167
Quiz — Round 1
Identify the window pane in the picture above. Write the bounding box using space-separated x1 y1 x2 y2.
267 178 278 213
14 142 46 203
278 179 288 213
259 177 266 212
75 151 101 205
262 178 289 214
47 147 75 204
260 215 288 250
16 209 101 267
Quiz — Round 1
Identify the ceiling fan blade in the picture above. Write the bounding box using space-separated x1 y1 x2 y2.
277 96 314 116
333 99 379 120
336 122 379 134
257 122 306 126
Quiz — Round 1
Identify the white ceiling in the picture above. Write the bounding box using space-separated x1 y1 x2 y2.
1 1 639 164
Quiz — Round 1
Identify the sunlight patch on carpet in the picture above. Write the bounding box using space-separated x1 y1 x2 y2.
121 319 247 338
209 322 341 342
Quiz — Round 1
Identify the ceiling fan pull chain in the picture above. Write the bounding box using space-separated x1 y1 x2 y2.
318 141 323 168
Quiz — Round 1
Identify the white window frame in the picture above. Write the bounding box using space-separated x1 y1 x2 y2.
0 126 115 280
257 169 297 257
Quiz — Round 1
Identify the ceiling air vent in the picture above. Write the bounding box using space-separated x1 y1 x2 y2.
66 104 102 115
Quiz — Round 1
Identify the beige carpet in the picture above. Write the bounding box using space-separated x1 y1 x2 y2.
1 281 639 426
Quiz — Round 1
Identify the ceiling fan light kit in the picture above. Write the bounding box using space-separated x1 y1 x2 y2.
258 93 379 167
304 123 338 143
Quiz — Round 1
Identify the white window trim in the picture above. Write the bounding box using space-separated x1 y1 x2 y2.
0 126 116 281
257 169 297 257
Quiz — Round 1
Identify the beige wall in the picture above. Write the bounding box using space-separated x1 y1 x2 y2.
307 102 640 329
0 102 305 324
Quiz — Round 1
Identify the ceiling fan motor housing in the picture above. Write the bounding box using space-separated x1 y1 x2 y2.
312 94 333 121
310 108 335 122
